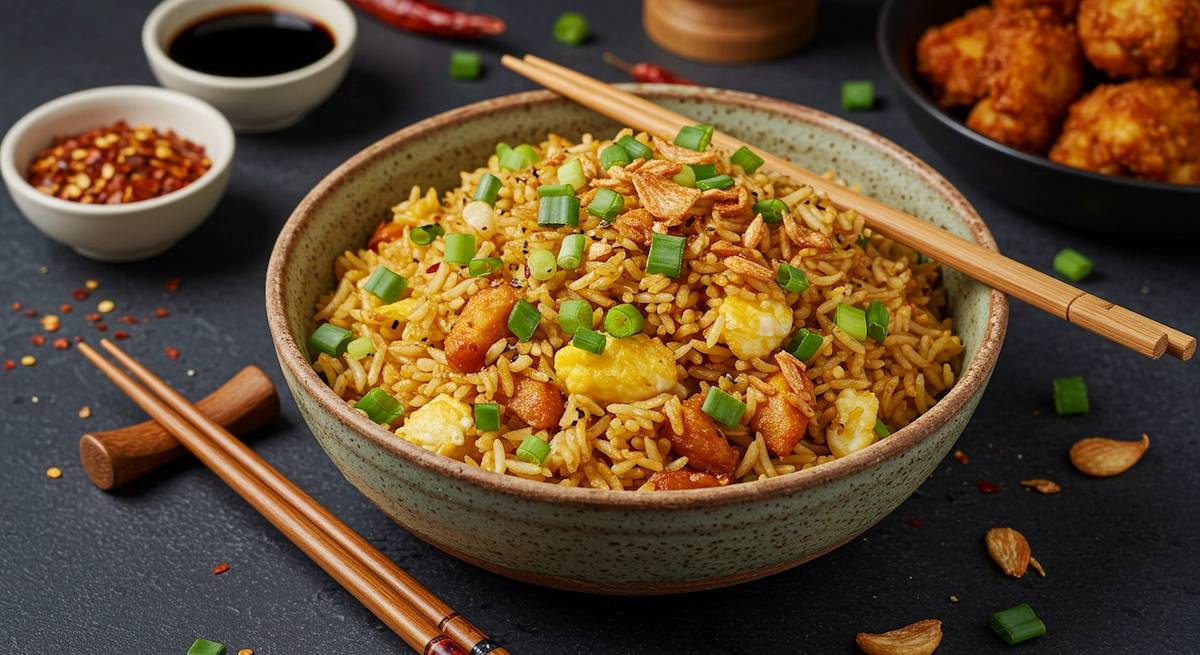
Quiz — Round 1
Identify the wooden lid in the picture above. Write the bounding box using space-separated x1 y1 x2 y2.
643 0 818 64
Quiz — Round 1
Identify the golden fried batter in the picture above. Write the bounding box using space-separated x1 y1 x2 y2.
1077 0 1200 79
993 0 1081 19
966 9 1085 153
1049 77 1200 183
917 6 996 108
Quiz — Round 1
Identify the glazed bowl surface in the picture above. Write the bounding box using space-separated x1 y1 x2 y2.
267 86 1008 594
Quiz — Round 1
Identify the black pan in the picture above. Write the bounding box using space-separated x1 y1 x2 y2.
877 0 1200 237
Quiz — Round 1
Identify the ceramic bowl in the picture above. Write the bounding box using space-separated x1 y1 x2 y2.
0 85 234 262
142 0 356 133
266 86 1008 594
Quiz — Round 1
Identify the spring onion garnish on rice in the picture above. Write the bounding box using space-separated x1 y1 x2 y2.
473 173 502 206
842 80 875 111
617 135 654 161
497 143 534 171
874 418 892 439
528 249 558 281
600 144 632 170
695 174 734 191
752 198 789 224
730 146 764 174
646 234 686 278
537 194 580 227
604 303 644 338
355 388 404 424
989 604 1046 645
309 323 354 358
587 188 624 222
474 402 501 431
1053 376 1089 415
776 263 809 294
468 257 503 277
552 11 589 46
1053 248 1092 282
410 223 445 246
537 183 574 198
449 50 481 80
514 144 541 165
558 234 586 269
558 159 585 192
571 326 607 355
835 303 868 341
558 299 592 335
187 639 227 655
689 163 718 180
508 300 542 342
702 387 746 428
443 233 476 264
365 266 408 304
674 124 714 152
516 435 552 465
347 337 376 360
787 328 824 362
672 164 697 188
866 301 889 342
856 234 871 249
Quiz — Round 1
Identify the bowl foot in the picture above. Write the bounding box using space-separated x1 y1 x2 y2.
73 240 178 262
230 111 308 134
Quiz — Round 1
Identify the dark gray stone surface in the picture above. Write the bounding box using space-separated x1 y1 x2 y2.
1 0 1196 653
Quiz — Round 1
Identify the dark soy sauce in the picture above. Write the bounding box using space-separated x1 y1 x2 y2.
169 8 335 78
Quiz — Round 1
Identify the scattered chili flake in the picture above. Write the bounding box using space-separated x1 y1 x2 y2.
1020 478 1061 494
3 360 14 371
85 313 101 321
46 467 62 479
426 263 441 274
954 450 969 465
53 338 70 350
155 308 169 318
165 346 181 360
97 300 115 313
85 279 99 290
60 303 72 313
165 277 181 292
113 330 130 340
31 335 45 347
74 336 84 343
213 563 230 575
910 519 925 527
71 288 90 300
79 406 91 419
11 302 21 311
142 317 149 324
95 324 108 332
977 479 1002 493
21 355 36 366
118 315 137 325
24 308 37 318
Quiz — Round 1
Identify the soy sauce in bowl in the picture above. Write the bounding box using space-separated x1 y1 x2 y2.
169 8 335 78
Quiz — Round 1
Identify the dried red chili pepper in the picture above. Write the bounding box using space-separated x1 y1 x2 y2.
95 324 108 332
118 315 138 325
604 53 699 85
213 563 230 575
60 303 72 313
347 0 505 38
53 338 70 351
84 313 101 322
24 309 37 318
426 262 441 274
31 335 45 347
155 308 169 318
977 479 1002 493
11 302 21 311
3 360 14 371
165 277 181 292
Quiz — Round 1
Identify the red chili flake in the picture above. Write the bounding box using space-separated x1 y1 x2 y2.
95 323 108 332
31 335 45 347
117 315 137 325
142 317 149 324
11 302 21 311
52 338 70 350
212 563 229 575
24 309 37 318
84 313 101 322
165 346 180 360
425 263 440 274
909 519 925 527
977 479 1002 494
71 288 90 301
3 360 14 371
60 303 72 313
154 308 169 318
73 336 84 343
113 330 130 340
165 277 181 292
953 450 969 465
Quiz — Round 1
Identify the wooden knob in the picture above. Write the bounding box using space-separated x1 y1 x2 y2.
79 366 280 490
643 0 818 64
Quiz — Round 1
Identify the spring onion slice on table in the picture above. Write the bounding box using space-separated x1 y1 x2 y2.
604 303 643 338
552 11 588 46
646 234 686 277
309 323 354 357
365 265 408 303
842 80 874 111
355 388 404 424
508 300 542 342
572 326 606 355
989 604 1046 644
702 387 746 429
449 50 481 80
1053 376 1089 415
1054 248 1092 281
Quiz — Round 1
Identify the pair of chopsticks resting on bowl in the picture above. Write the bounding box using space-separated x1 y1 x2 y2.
501 54 1196 363
78 340 509 655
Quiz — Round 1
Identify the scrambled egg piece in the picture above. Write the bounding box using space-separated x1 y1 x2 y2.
367 298 418 324
394 393 472 455
391 186 441 226
827 389 880 459
554 333 677 404
718 296 793 360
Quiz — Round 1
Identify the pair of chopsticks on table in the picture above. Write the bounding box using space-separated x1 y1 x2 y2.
79 340 507 655
502 54 1195 363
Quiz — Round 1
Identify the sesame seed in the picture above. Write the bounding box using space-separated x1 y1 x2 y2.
85 279 99 289
97 300 115 313
21 355 36 366
46 467 62 479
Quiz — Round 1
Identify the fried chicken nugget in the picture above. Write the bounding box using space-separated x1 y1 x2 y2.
917 6 996 108
966 9 1085 153
1049 78 1200 183
1077 0 1200 79
993 0 1081 19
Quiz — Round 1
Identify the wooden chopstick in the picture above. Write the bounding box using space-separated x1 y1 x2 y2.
79 341 504 655
502 54 1196 362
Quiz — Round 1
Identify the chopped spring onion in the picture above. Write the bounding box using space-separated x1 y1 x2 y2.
498 143 535 171
537 183 575 198
516 434 552 465
410 223 445 245
355 388 404 424
468 257 504 277
672 164 697 188
1053 248 1092 281
571 326 607 354
507 299 542 342
528 249 558 281
695 174 734 191
989 604 1046 645
187 639 227 655
558 299 592 335
866 301 889 342
443 233 476 264
309 323 354 358
617 135 654 161
537 194 580 227
473 173 502 206
587 187 624 222
558 233 587 269
365 266 408 304
514 144 541 165
730 146 764 174
842 80 875 111
689 163 718 180
558 159 585 192
674 124 713 151
855 234 870 249
347 337 376 360
753 198 789 224
449 51 481 80
776 263 809 294
496 142 511 156
600 144 632 170
646 233 686 278
1052 376 1089 415
874 418 892 439
702 387 746 428
835 303 868 341
552 11 589 46
474 402 501 431
787 328 824 361
604 303 644 338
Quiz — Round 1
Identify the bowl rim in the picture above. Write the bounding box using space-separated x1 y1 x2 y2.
0 85 236 216
266 85 1009 510
876 0 1200 195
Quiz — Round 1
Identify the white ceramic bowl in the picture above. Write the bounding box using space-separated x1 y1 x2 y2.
0 86 235 262
143 0 357 133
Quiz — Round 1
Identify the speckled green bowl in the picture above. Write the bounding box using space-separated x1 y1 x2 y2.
266 86 1008 594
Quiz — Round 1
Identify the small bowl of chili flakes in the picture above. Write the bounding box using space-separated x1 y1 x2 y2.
0 85 234 262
